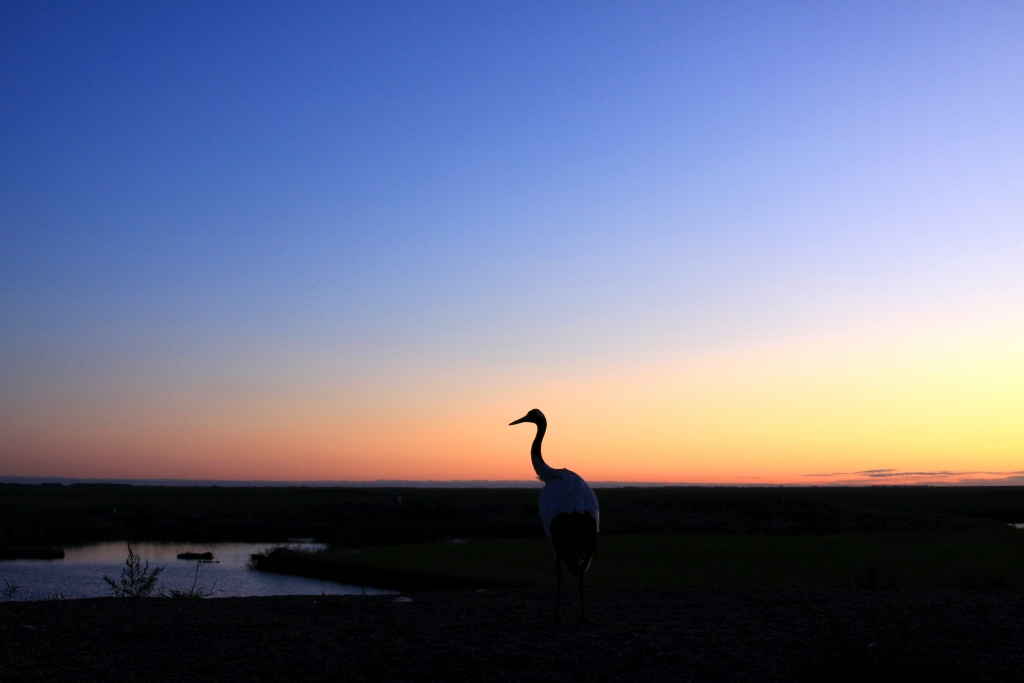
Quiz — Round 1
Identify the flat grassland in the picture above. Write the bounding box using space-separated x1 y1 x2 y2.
3 485 1024 681
3 484 1024 590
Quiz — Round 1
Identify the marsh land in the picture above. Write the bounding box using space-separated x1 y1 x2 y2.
3 483 1024 590
3 484 1024 680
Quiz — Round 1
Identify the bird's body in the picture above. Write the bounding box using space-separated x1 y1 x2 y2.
538 471 599 574
510 408 599 621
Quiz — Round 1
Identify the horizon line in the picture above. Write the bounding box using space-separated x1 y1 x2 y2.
3 475 1021 488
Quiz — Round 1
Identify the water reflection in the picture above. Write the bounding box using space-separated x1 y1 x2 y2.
0 541 389 601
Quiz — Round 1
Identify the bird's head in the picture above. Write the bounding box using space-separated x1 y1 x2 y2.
509 408 546 426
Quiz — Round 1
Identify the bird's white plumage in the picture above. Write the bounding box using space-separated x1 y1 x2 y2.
538 469 600 542
510 408 599 619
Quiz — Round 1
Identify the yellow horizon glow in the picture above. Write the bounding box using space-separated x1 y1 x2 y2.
3 304 1021 485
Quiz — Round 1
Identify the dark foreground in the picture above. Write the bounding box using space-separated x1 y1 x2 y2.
2 589 1022 682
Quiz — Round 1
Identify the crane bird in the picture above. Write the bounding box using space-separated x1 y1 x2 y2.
509 408 599 622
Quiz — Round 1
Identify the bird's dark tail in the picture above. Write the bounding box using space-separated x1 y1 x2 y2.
549 512 597 576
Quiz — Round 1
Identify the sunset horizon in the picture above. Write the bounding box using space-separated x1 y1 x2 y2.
3 3 1021 487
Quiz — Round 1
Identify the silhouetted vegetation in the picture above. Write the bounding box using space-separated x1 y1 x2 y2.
103 543 164 598
5 483 1024 591
0 544 64 560
251 525 1024 591
4 483 1024 547
164 563 217 599
2 579 19 601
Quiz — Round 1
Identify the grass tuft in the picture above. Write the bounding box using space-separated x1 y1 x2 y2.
2 578 20 601
164 563 217 599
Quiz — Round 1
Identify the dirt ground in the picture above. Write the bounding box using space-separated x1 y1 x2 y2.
2 588 1022 682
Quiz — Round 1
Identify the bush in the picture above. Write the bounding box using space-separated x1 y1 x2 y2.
103 543 164 598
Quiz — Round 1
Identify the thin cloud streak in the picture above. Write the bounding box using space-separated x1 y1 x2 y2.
802 469 1024 485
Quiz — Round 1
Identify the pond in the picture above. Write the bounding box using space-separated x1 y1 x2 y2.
0 541 390 601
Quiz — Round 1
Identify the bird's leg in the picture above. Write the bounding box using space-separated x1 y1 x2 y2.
555 554 561 623
579 571 587 624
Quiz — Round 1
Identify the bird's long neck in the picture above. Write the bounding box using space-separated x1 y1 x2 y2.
530 418 558 482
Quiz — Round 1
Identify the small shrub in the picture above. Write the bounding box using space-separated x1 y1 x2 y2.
247 544 301 570
2 578 19 601
165 563 216 599
103 543 164 598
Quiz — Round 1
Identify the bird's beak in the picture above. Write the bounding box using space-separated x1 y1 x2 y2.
509 415 529 426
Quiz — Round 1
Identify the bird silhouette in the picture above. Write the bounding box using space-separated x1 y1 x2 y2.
510 408 599 622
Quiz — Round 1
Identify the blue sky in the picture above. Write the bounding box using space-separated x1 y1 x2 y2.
1 2 1021 481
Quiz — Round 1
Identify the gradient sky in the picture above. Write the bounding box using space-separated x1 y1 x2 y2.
2 2 1022 484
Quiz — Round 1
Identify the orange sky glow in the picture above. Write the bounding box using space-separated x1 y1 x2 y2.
3 4 1021 487
4 300 1021 486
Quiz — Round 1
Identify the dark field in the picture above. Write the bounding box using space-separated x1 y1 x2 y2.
5 483 1024 544
4 483 1024 590
4 485 1024 681
3 588 1024 682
